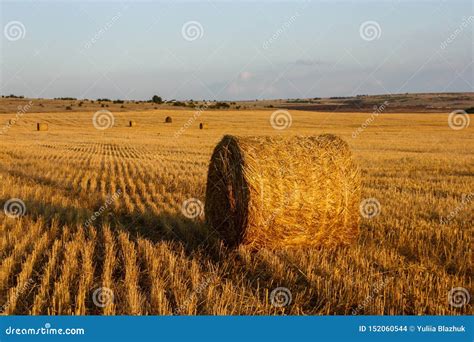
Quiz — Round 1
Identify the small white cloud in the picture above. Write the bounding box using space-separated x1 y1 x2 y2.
239 71 253 80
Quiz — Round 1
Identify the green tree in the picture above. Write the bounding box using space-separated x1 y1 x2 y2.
152 95 163 104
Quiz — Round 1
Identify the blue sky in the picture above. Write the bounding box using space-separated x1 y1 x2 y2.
1 0 472 101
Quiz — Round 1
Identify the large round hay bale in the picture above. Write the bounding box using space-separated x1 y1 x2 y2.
205 134 361 249
37 123 48 131
165 116 172 123
129 120 136 127
199 123 207 129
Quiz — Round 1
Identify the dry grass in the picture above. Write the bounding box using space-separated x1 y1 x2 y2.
205 134 360 248
0 108 472 315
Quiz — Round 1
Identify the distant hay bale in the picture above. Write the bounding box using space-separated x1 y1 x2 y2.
205 134 361 249
199 123 207 129
165 116 172 123
37 123 48 131
129 120 136 127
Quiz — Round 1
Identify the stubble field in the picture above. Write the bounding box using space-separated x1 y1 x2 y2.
0 108 472 315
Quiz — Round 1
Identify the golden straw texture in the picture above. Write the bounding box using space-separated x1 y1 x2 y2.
205 134 361 249
37 123 48 131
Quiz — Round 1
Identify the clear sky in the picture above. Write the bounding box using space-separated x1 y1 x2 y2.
1 0 472 101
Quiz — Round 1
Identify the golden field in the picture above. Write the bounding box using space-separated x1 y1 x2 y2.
0 106 472 315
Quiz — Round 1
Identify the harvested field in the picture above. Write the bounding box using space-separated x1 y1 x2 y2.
0 108 472 315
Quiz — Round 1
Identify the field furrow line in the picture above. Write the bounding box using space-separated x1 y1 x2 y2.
99 224 117 315
0 219 44 293
3 227 52 314
137 239 171 314
50 227 83 315
74 227 96 315
30 238 63 315
117 231 143 315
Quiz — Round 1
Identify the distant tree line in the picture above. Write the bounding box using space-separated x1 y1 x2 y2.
2 94 25 99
